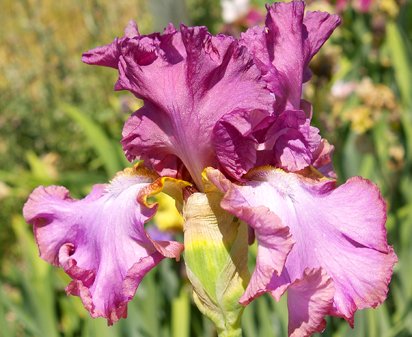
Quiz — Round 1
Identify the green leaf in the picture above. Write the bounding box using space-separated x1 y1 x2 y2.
172 286 190 337
386 21 412 162
61 104 124 177
386 22 412 107
11 216 60 337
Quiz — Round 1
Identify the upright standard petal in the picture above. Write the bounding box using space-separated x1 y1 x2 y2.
23 166 185 324
214 2 339 179
83 23 273 189
207 167 397 337
240 1 341 111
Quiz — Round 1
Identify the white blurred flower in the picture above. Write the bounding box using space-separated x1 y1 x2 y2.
331 80 357 99
221 0 250 23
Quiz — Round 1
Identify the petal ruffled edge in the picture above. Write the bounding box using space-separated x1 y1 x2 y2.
205 167 294 304
23 165 188 324
288 268 335 337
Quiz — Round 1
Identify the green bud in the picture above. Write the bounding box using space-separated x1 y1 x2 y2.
183 183 250 337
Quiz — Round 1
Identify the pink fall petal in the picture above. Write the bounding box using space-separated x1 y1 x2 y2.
206 168 294 302
83 23 273 189
23 170 183 324
288 268 335 337
207 167 397 336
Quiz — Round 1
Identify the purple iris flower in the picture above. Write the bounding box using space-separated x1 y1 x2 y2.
23 2 396 336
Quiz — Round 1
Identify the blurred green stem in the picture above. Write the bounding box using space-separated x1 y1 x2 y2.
172 286 190 337
219 328 242 337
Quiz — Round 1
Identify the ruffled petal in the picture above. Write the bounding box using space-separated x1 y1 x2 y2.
213 109 273 179
207 166 397 329
288 268 334 337
213 109 321 179
121 103 189 179
23 166 184 324
84 23 272 189
240 1 340 111
82 41 120 68
205 168 294 303
262 110 321 172
302 10 342 81
312 139 336 178
264 1 306 109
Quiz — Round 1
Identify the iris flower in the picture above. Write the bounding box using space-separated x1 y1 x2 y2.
23 2 396 336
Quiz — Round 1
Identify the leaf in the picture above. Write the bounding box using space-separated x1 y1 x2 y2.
60 104 124 176
386 21 412 162
172 287 190 337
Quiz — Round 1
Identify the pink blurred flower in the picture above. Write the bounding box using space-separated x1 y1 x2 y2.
336 0 373 13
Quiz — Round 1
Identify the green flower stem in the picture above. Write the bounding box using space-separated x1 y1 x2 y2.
218 327 242 337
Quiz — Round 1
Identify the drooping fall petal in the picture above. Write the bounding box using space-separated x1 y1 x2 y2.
288 268 334 337
207 167 397 337
206 168 294 301
23 166 185 324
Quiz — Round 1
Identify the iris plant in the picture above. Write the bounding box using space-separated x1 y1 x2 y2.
23 2 397 336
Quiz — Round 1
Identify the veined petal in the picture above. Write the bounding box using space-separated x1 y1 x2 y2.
240 1 341 111
213 109 273 179
288 268 334 337
207 167 397 334
205 168 294 303
262 110 321 172
23 166 185 324
312 139 336 178
83 23 273 189
213 109 321 179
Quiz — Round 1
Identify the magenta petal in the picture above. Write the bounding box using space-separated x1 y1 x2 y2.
84 23 272 188
312 139 336 178
122 103 187 179
288 268 334 337
23 171 183 324
263 110 321 172
302 10 341 82
214 109 321 179
264 1 306 108
213 109 273 179
240 2 340 111
82 41 121 69
208 167 397 327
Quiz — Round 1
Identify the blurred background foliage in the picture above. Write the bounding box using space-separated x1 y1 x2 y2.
0 0 411 336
